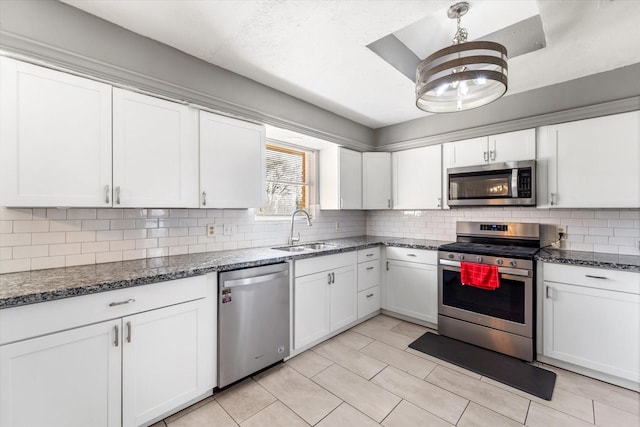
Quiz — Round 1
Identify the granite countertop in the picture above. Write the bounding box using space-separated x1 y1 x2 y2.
535 248 640 272
2 236 638 309
0 236 445 309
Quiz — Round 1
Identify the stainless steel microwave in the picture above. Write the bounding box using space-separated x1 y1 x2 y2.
447 160 536 207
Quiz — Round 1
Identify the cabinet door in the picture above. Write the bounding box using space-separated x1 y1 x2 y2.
0 320 121 427
0 57 112 207
392 145 442 209
445 136 488 167
330 265 357 331
385 259 437 323
339 148 362 209
112 88 198 208
543 281 640 382
362 152 392 209
490 129 536 163
199 111 266 208
294 271 331 349
122 299 210 427
539 111 640 208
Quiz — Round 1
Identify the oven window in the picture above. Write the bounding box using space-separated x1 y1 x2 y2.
442 269 525 323
449 170 512 200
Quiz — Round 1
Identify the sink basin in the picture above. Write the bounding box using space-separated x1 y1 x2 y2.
272 242 337 252
272 245 308 252
302 242 337 250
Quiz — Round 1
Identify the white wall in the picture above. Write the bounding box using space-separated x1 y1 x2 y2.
367 208 640 255
0 207 366 274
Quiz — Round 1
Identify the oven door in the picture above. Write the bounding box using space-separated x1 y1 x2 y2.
438 260 533 338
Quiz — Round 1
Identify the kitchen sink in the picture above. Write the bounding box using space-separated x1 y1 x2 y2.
272 242 337 252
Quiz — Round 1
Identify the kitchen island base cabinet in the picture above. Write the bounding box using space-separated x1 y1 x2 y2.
294 252 357 351
541 263 640 390
384 248 438 326
0 275 216 427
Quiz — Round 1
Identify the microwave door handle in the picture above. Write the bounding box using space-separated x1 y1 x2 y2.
512 168 518 198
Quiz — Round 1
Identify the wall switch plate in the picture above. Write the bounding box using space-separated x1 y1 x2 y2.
207 224 215 237
223 224 236 236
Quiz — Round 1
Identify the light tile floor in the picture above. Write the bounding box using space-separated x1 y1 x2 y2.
153 315 640 427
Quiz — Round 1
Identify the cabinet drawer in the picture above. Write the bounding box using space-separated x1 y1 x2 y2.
543 263 640 294
357 260 381 291
386 247 437 265
0 275 209 345
295 251 357 277
357 247 380 262
358 286 381 319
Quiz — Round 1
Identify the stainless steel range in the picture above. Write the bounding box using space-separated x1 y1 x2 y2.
438 221 541 362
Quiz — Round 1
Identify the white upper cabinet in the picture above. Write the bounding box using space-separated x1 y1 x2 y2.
392 145 442 210
537 111 640 208
199 111 266 208
0 57 112 207
320 146 362 209
445 129 536 168
362 152 392 209
112 88 199 208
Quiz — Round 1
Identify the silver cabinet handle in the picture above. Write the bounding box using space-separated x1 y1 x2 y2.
366 293 374 298
126 321 132 343
202 191 207 206
386 261 389 270
585 274 608 280
546 286 553 299
366 266 375 271
109 298 135 307
490 150 496 161
550 193 555 206
387 199 391 208
407 254 417 257
437 197 441 208
483 151 489 162
340 198 344 209
114 325 119 347
332 272 335 284
328 273 332 285
366 253 374 257
105 185 110 204
115 186 121 205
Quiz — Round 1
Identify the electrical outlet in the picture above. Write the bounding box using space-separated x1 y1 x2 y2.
558 226 566 234
206 224 215 237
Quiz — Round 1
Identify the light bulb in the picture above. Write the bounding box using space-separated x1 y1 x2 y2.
459 81 469 95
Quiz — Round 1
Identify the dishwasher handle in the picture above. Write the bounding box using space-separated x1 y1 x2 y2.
222 270 288 288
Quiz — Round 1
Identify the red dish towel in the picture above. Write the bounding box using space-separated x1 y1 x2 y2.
460 262 500 290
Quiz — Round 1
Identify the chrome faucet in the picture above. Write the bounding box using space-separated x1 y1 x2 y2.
288 209 312 245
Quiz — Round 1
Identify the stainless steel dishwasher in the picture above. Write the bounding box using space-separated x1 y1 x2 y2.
218 262 290 388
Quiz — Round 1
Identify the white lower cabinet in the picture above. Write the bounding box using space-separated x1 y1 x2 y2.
384 247 438 325
294 252 357 350
0 276 216 427
541 263 640 386
357 247 382 319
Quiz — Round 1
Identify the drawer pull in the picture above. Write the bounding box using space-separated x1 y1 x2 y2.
114 325 119 347
366 293 374 298
407 254 417 257
546 286 553 299
109 298 135 307
366 253 375 257
366 266 375 271
585 274 608 280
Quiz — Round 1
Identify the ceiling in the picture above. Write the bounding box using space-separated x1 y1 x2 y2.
61 0 640 129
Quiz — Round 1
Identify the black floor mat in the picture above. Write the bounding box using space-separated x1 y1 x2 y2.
409 332 556 401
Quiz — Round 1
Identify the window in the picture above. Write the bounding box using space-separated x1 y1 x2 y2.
258 143 313 216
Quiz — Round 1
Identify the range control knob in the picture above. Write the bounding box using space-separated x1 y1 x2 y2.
509 260 517 267
448 253 454 259
476 256 483 263
458 254 465 260
496 259 504 265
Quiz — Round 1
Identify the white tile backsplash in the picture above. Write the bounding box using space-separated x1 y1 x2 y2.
1 206 637 274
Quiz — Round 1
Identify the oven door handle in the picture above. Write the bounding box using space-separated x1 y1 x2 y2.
439 259 530 277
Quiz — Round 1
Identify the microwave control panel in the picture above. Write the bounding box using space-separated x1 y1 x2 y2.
517 169 533 198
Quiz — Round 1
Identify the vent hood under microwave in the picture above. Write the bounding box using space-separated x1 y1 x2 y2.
447 160 536 207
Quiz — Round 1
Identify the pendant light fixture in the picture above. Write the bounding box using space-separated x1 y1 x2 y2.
416 2 508 113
